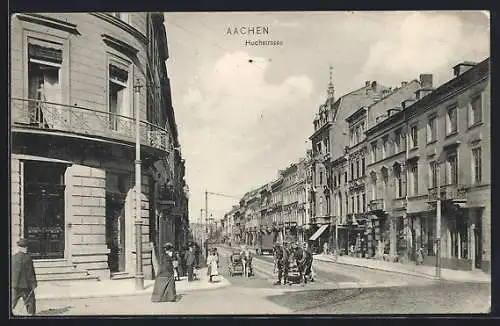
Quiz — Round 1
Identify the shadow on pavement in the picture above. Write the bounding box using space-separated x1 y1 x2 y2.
265 288 364 313
36 306 73 315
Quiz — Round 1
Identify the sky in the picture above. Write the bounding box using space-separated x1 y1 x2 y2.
163 11 490 223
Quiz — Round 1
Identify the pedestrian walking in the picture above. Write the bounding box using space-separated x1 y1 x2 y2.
207 248 219 282
151 242 177 302
172 251 181 281
11 238 37 316
185 245 196 282
303 243 315 283
273 242 289 285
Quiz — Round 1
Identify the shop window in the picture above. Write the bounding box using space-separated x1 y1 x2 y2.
450 217 469 259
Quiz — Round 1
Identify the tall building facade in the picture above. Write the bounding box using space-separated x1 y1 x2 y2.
364 59 490 272
10 13 187 281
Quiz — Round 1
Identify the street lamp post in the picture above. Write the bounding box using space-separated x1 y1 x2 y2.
134 78 144 290
435 163 442 278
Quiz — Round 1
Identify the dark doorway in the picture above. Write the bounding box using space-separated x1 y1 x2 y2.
105 193 126 273
24 161 67 259
474 210 483 269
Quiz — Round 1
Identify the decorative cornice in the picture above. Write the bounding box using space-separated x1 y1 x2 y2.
101 34 139 57
16 13 80 35
90 13 148 45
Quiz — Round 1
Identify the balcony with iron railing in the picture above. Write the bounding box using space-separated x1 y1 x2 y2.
392 197 407 210
11 98 170 152
428 184 467 202
368 198 386 212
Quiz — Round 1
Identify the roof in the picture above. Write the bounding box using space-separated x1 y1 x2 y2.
367 57 489 134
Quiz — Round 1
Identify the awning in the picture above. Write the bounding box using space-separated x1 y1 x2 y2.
309 224 329 241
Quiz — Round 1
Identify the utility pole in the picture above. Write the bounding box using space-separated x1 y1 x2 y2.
134 78 144 291
436 163 442 278
205 190 209 259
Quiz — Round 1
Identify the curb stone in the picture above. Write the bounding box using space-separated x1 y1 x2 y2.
38 277 231 300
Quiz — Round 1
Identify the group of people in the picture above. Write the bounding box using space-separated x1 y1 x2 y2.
273 241 314 286
151 241 204 303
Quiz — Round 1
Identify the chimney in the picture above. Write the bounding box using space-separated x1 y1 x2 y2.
402 99 415 109
453 61 477 77
419 74 433 88
365 81 371 87
371 81 377 90
401 81 408 87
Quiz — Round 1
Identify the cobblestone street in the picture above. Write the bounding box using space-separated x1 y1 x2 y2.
34 246 490 315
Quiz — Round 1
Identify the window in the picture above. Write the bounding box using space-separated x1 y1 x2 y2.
319 171 323 185
429 161 438 189
410 124 418 148
361 158 366 176
339 193 342 216
108 64 131 130
394 129 401 153
362 193 366 212
427 115 437 143
344 171 348 183
333 174 337 187
356 159 360 179
345 192 348 215
409 162 418 195
446 153 458 185
394 166 403 198
470 95 482 126
371 142 378 163
356 195 360 214
351 196 355 214
382 137 388 159
371 176 377 200
446 105 458 135
350 162 354 181
450 217 469 259
27 39 63 125
472 148 482 184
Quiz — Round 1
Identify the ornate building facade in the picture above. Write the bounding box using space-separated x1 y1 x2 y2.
10 13 188 282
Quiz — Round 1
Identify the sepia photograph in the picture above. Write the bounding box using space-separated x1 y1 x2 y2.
9 10 491 316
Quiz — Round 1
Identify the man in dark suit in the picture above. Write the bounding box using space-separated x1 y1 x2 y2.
11 238 37 315
184 245 196 282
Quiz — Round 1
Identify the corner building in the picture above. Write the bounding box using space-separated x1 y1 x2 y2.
10 13 187 281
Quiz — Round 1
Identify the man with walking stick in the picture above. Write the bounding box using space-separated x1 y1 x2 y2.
11 238 37 316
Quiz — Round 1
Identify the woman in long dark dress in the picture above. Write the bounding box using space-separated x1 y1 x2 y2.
151 242 177 302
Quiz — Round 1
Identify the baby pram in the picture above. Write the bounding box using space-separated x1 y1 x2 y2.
286 258 302 284
228 251 244 277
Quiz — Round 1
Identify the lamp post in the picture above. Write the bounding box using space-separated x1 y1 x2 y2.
435 162 442 279
134 78 144 290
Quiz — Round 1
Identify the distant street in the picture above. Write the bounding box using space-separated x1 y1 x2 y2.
35 246 490 315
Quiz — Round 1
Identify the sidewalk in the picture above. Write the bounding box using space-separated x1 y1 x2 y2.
314 254 491 283
37 267 230 300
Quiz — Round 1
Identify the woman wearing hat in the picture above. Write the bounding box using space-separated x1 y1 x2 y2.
151 242 177 302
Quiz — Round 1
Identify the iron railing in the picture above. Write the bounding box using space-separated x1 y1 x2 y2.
369 198 386 212
11 98 169 152
428 184 467 202
392 197 407 210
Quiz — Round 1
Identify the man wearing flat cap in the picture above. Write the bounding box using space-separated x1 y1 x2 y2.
11 238 37 315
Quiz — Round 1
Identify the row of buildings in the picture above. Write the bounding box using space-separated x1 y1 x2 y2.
10 13 190 282
223 59 490 273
